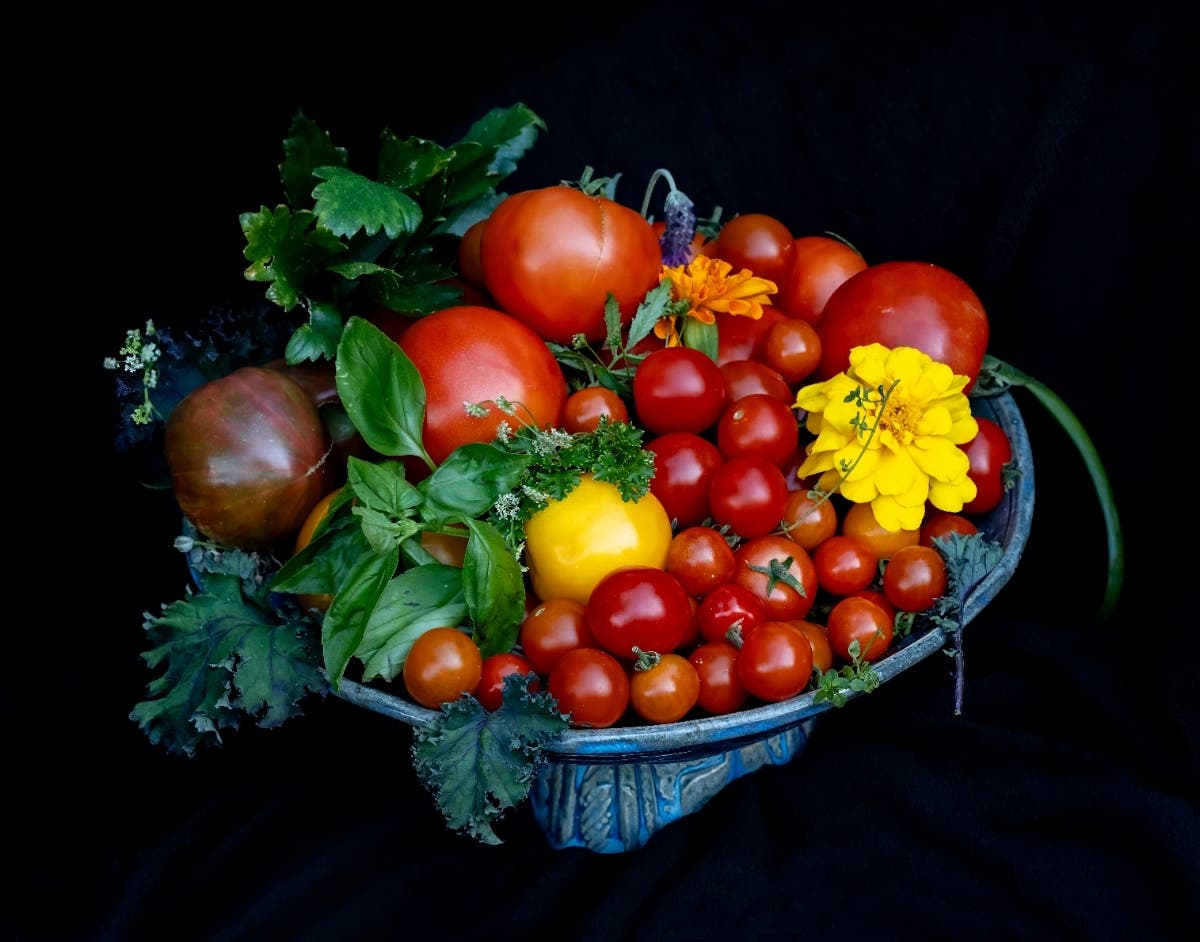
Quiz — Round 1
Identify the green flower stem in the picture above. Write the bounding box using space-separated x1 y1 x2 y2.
979 356 1124 621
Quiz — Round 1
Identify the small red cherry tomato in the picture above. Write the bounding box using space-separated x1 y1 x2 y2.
562 385 630 434
632 346 727 435
587 566 694 660
813 534 880 597
708 455 789 540
689 640 748 715
475 652 540 711
715 393 801 467
961 416 1013 515
826 596 895 663
630 650 701 724
518 597 595 677
736 620 814 702
402 627 484 709
548 647 630 729
882 544 949 612
666 525 737 597
696 581 768 644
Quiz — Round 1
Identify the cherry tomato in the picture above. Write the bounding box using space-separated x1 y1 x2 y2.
711 212 795 285
630 651 701 724
418 527 469 567
587 567 694 660
696 582 768 644
961 416 1013 514
736 620 814 702
882 545 948 612
479 184 662 344
762 317 822 386
825 596 894 663
457 219 488 288
772 234 868 324
632 346 728 435
708 455 789 539
840 500 920 561
562 385 630 434
733 534 819 621
780 490 838 551
920 510 979 548
715 306 787 365
715 393 801 467
813 534 880 597
548 647 630 729
396 305 568 465
689 640 748 715
519 597 596 677
402 627 484 709
475 652 540 712
817 261 990 392
645 432 724 528
666 525 737 597
848 588 897 621
719 359 794 403
789 619 834 673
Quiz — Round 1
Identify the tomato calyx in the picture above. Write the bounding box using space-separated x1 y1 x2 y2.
744 555 807 597
631 647 662 672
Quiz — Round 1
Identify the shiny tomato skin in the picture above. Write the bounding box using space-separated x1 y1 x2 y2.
696 582 768 644
479 186 662 344
630 652 701 724
402 627 484 709
762 317 822 387
457 219 488 288
882 544 949 612
773 235 868 324
562 385 630 434
548 647 630 728
587 567 694 660
780 490 838 551
817 261 990 392
689 640 748 715
840 500 920 561
720 359 794 403
961 416 1013 514
396 305 568 465
518 597 596 677
715 306 787 365
715 393 801 467
666 525 737 598
920 510 979 548
813 534 880 597
708 455 789 540
733 534 819 621
711 213 795 285
633 345 728 435
826 596 895 663
789 619 834 673
645 432 724 528
475 652 540 712
736 620 814 702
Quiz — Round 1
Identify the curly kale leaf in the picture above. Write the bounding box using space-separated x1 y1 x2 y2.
411 673 567 845
130 572 328 757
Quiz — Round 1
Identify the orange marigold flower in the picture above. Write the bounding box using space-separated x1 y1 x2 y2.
656 256 778 345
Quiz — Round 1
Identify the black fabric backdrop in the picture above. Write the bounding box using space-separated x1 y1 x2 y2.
29 4 1197 940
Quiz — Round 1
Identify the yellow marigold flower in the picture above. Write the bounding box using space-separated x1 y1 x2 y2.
794 343 979 531
656 255 778 345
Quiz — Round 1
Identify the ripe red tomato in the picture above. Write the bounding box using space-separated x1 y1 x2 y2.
715 393 800 466
882 544 948 612
396 305 568 465
587 567 694 660
479 185 662 344
762 317 822 387
920 510 979 547
816 261 990 392
961 416 1013 514
719 359 793 403
548 647 630 728
518 597 596 677
708 455 789 539
633 346 727 435
711 212 795 285
689 640 748 715
402 627 484 709
840 500 919 561
733 534 819 621
474 652 540 711
630 651 700 724
665 525 737 597
562 385 630 434
696 582 768 644
813 534 880 597
780 490 838 551
789 619 834 673
715 306 787 365
736 620 814 702
645 431 724 528
825 596 894 663
772 235 868 324
457 219 488 288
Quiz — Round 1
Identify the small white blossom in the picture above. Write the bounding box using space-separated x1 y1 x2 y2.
124 354 143 372
140 342 161 364
103 357 118 370
492 492 521 520
494 421 513 443
464 401 489 418
145 369 159 389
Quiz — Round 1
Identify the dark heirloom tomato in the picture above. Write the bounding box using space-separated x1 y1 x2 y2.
816 261 990 391
479 185 662 344
396 305 568 465
165 366 332 550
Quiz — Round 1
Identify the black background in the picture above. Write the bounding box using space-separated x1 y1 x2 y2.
28 3 1197 939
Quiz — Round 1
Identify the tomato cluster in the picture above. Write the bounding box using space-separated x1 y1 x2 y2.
388 204 1013 729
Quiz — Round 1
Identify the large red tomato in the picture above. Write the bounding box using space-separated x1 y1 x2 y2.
772 235 868 324
816 261 990 391
479 185 663 344
396 305 568 465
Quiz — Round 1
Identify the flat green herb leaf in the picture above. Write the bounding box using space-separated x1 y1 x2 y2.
241 206 346 311
284 300 343 364
626 279 674 349
130 573 326 757
377 132 455 190
356 564 466 682
311 166 422 240
937 531 1004 603
271 512 367 595
280 112 348 208
460 517 525 658
411 673 567 844
322 545 399 688
419 444 531 524
442 104 547 208
346 456 422 516
335 316 430 461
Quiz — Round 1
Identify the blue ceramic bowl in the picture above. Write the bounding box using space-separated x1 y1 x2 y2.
336 390 1033 853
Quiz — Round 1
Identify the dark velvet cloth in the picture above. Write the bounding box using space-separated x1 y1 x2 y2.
29 4 1196 939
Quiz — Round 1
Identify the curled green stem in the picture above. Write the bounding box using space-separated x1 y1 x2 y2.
977 355 1124 621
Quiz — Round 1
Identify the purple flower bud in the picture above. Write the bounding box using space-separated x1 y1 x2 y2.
660 189 697 267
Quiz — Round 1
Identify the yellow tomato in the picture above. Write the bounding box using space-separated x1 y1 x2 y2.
524 474 673 605
841 500 919 560
292 487 343 613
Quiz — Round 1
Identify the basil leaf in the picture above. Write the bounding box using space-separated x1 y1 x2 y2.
357 564 467 682
321 546 399 688
461 518 525 658
419 444 531 524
